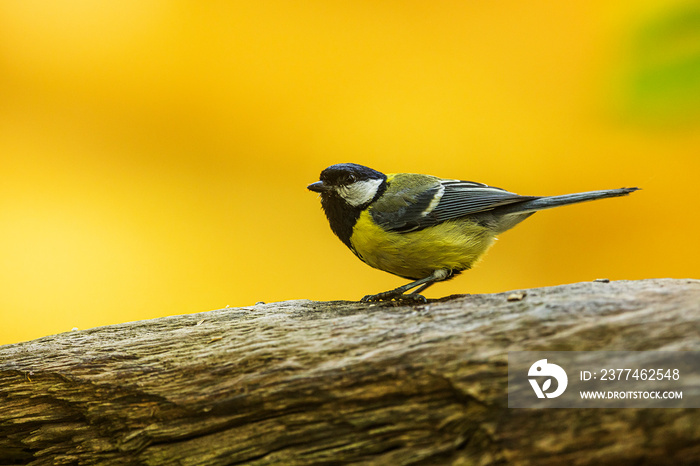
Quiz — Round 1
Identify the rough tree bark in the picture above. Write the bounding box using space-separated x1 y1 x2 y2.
1 279 699 465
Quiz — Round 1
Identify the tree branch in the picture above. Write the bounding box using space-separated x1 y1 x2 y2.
1 279 699 465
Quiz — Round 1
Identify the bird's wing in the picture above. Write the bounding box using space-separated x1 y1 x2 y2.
370 175 537 232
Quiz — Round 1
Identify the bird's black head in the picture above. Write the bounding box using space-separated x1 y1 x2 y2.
308 163 387 249
307 163 387 208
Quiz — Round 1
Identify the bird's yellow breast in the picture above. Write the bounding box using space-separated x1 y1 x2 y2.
349 210 496 280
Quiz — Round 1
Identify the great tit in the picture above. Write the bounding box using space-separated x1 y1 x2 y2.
308 163 638 303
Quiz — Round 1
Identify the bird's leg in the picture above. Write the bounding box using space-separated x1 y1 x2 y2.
361 270 450 303
409 281 437 296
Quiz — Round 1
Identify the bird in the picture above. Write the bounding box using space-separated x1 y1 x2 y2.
308 163 638 303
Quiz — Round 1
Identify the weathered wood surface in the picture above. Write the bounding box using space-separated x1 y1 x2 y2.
1 279 699 465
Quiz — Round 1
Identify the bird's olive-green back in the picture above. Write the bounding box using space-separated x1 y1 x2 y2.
368 173 442 231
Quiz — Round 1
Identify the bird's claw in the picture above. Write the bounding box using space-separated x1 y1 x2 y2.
360 292 391 303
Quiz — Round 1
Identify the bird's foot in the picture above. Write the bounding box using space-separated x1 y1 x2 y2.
361 290 427 304
404 292 428 303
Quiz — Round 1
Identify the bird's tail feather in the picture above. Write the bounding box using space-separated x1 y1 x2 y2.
497 187 639 215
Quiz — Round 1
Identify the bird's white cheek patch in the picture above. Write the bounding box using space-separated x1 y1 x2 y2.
337 179 383 207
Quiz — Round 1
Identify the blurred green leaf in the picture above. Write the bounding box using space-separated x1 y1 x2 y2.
623 4 700 124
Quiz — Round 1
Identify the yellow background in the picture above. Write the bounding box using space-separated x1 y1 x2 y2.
1 1 699 345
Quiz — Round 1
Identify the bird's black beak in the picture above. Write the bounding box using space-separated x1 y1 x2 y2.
307 181 329 193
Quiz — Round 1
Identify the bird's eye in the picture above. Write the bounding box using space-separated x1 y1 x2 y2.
347 174 356 183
